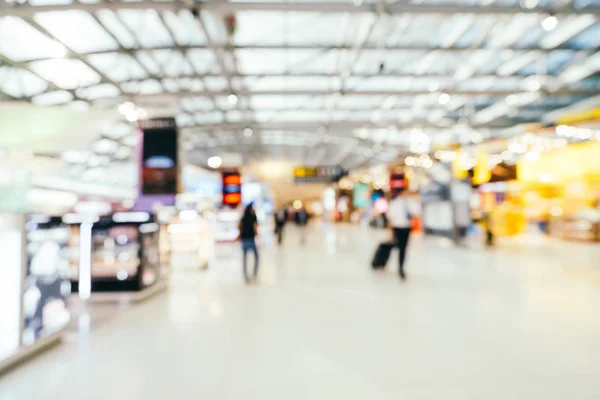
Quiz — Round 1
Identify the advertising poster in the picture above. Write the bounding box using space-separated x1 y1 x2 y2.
353 183 370 208
23 217 71 346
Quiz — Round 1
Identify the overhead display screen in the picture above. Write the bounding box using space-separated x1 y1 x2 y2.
140 118 178 195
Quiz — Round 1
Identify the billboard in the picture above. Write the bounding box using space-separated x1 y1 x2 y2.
140 118 178 195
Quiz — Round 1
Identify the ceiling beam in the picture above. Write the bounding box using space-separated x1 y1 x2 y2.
125 88 596 100
2 2 599 17
74 73 571 91
20 45 593 63
180 120 510 132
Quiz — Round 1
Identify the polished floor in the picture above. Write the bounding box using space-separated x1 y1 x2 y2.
2 224 600 399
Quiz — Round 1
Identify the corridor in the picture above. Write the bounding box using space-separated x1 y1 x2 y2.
2 224 600 399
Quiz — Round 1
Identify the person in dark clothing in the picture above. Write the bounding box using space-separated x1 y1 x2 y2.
238 203 259 283
274 207 287 246
295 206 309 245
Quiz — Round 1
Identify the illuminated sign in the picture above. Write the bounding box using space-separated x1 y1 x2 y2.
222 169 242 207
294 165 345 184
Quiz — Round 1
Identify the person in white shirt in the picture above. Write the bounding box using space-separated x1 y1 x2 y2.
387 190 419 280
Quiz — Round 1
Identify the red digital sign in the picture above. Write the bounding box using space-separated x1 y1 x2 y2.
222 169 242 207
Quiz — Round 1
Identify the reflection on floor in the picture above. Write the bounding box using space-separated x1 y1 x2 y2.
2 223 600 399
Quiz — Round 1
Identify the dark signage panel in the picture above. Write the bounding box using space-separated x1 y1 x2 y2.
141 118 178 195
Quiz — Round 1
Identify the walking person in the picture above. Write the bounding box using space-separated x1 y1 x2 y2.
238 203 259 283
387 189 419 280
274 207 287 246
296 206 309 246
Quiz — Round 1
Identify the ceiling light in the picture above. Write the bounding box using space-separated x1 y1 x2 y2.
525 77 543 92
227 94 238 105
521 0 538 9
243 128 253 137
207 156 222 169
438 93 450 105
542 16 558 31
118 101 135 115
125 112 138 122
505 94 518 106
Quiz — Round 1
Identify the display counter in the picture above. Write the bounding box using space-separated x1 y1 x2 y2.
168 211 215 269
68 212 165 295
550 209 600 242
0 214 70 375
215 210 240 242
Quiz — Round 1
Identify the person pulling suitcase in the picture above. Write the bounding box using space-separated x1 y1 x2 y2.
385 189 419 280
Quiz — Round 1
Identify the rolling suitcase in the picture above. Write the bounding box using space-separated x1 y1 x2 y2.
371 242 394 269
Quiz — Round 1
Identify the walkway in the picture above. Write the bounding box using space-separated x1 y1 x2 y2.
2 224 600 399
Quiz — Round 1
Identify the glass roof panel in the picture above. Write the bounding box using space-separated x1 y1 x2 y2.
121 79 162 94
353 50 426 75
564 21 600 49
35 11 119 53
204 76 229 91
194 111 223 124
345 76 411 91
161 78 180 93
244 76 334 91
135 51 161 75
76 83 120 100
0 67 48 97
88 53 148 81
29 0 71 5
178 78 204 91
162 10 206 46
187 49 220 74
237 49 338 75
96 10 137 49
32 90 73 106
153 50 195 77
233 12 350 46
181 97 213 112
29 59 101 89
118 10 174 48
337 95 385 109
0 16 67 61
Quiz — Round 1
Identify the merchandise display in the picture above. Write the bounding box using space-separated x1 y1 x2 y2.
215 210 240 242
70 213 162 292
23 216 71 346
168 214 215 268
0 216 23 363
